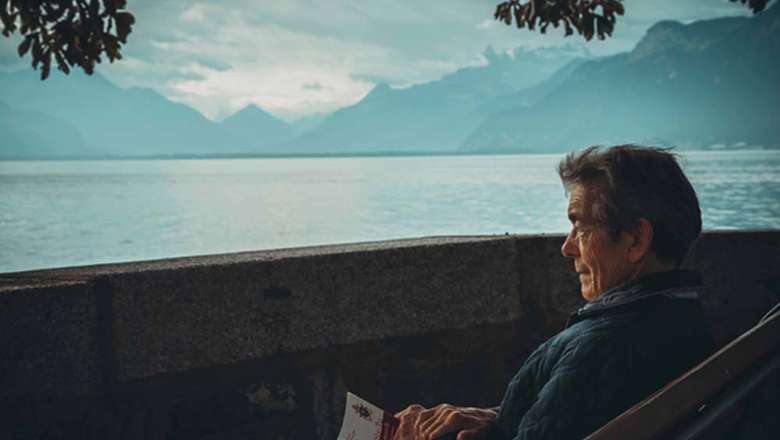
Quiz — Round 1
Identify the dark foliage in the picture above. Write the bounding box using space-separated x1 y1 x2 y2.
494 0 772 40
0 0 134 80
0 1 771 81
732 0 773 13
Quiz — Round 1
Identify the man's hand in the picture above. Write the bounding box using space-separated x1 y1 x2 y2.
394 403 497 440
395 404 425 440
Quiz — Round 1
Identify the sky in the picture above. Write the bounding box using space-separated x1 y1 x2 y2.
0 0 752 122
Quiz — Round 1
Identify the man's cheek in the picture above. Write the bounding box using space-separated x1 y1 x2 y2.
586 278 597 295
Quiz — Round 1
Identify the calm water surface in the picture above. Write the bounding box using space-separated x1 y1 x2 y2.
2 151 779 273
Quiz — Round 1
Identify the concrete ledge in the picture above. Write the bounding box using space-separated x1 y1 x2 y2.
102 236 521 381
686 230 780 345
0 231 778 439
3 232 778 387
0 278 101 398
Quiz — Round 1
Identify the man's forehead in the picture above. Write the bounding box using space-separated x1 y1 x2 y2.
567 185 593 220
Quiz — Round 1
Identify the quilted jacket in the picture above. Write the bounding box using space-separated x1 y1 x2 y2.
492 270 714 440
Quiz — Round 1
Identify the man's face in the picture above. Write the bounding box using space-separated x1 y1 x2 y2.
561 184 634 301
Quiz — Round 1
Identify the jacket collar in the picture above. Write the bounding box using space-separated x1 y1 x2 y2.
576 269 704 317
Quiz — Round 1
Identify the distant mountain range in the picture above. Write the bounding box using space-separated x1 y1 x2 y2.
463 4 780 152
0 100 93 157
0 44 586 158
282 45 589 153
0 71 227 157
220 104 294 152
0 71 314 158
1 5 778 159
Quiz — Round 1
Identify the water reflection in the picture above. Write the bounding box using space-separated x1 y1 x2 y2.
0 151 778 272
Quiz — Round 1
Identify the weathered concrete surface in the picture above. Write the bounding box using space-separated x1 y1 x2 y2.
0 321 525 440
0 277 102 399
685 230 780 346
513 235 582 331
0 231 777 439
97 236 519 381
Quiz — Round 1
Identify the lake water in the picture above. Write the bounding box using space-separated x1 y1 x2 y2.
1 151 779 273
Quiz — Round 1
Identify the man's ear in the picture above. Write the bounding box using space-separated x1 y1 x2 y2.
627 218 654 263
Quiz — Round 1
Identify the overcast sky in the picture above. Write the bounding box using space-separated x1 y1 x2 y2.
0 0 751 121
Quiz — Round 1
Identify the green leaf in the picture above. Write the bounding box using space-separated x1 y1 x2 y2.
49 3 68 21
17 34 34 57
41 59 50 80
0 0 8 14
31 38 42 60
1 11 18 35
54 50 70 74
114 11 134 43
612 1 625 15
103 33 119 61
89 0 100 17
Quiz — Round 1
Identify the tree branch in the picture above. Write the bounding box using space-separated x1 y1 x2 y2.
1 0 134 80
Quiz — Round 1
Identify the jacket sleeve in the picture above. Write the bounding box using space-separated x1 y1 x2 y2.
505 333 638 440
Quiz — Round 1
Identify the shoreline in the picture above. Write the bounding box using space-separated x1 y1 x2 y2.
1 147 778 162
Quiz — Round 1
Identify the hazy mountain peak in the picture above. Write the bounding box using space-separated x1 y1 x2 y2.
374 82 392 91
127 86 164 98
511 43 591 60
224 103 282 124
632 19 696 59
464 9 780 153
221 102 293 149
629 15 746 61
364 82 392 99
646 19 686 35
483 45 502 64
5 68 118 91
241 103 268 115
632 4 780 61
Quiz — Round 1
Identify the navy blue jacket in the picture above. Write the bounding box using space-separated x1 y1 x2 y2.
492 270 714 440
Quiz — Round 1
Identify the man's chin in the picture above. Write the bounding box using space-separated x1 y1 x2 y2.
580 286 598 301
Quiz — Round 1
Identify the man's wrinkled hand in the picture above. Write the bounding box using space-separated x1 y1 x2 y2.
394 404 426 440
394 403 497 440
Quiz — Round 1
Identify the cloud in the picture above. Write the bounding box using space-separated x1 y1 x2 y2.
98 1 496 119
302 82 326 91
74 0 755 120
181 3 208 22
136 14 394 119
0 32 28 71
476 18 498 30
166 62 375 121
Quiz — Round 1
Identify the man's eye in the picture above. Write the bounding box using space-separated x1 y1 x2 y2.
574 225 591 240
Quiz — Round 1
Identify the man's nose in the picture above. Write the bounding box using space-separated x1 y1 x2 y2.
561 231 578 257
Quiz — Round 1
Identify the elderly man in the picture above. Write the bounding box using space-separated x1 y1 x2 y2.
394 145 714 440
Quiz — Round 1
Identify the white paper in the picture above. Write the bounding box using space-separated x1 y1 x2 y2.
337 392 398 440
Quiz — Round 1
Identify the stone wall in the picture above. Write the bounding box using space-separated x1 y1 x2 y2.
1 231 777 439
